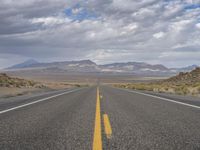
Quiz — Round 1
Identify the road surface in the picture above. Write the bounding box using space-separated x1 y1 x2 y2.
0 86 200 150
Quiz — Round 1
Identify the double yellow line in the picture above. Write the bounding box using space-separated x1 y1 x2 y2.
93 87 102 150
93 87 112 150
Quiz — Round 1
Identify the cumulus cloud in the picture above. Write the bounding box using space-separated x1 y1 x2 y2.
0 0 200 68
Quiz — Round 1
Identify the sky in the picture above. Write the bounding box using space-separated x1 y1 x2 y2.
0 0 200 69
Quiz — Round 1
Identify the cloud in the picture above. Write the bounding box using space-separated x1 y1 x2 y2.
196 23 200 29
153 32 165 39
31 16 71 26
0 0 200 68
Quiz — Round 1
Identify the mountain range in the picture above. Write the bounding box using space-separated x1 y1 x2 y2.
4 59 199 76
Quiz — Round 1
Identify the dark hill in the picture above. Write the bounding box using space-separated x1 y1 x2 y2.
0 73 38 88
165 67 200 84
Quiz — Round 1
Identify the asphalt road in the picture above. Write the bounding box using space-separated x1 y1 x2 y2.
0 86 200 150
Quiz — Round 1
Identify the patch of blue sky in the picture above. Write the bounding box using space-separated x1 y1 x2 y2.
184 4 200 10
198 18 200 23
64 4 98 21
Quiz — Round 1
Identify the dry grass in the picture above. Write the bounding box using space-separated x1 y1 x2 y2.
0 73 87 98
114 82 200 96
42 81 88 90
0 87 45 98
0 73 43 88
114 68 200 96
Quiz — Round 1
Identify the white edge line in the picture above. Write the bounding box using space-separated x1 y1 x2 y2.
0 88 84 114
116 87 200 109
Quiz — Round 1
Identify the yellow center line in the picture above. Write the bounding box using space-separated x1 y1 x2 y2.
103 114 112 139
93 87 102 150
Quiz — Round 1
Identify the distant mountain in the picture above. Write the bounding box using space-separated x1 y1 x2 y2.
100 62 170 74
170 65 199 73
5 59 199 76
6 59 100 72
7 59 39 69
